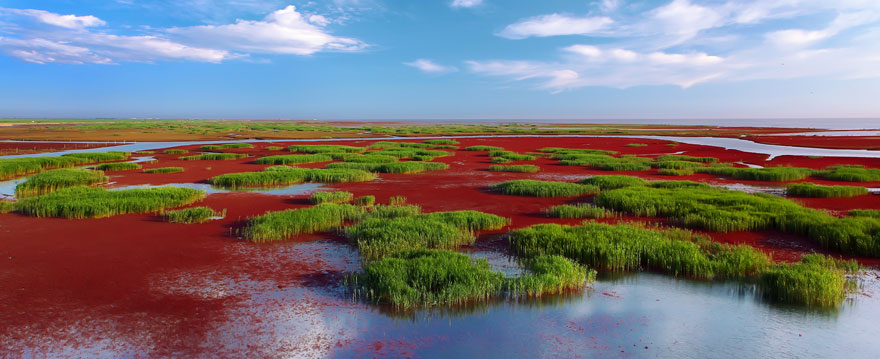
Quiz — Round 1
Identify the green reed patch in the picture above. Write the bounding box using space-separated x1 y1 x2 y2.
288 145 364 153
509 255 595 298
491 180 599 197
850 209 880 219
656 155 718 163
354 195 375 207
658 168 695 176
144 167 184 174
0 152 130 180
758 255 856 308
163 149 188 154
538 147 617 156
325 161 449 174
15 169 108 197
423 139 459 145
310 191 354 204
61 152 130 162
695 166 813 181
368 141 432 149
210 167 376 188
464 145 504 151
368 204 421 218
431 145 459 149
201 143 253 150
163 206 225 224
489 164 539 173
544 204 613 219
179 153 248 161
0 200 14 213
556 153 653 171
340 154 398 163
240 203 365 242
388 195 408 206
594 185 880 256
579 175 646 190
254 154 333 164
15 186 205 219
94 162 141 171
369 148 451 159
786 182 868 198
814 165 880 182
652 160 704 169
626 143 648 147
265 146 284 151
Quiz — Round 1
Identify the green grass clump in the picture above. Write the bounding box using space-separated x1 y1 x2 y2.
579 175 646 190
556 153 653 171
464 145 504 151
60 152 130 162
544 204 613 218
658 168 695 176
0 152 131 180
310 191 354 204
15 169 108 197
341 154 398 163
389 195 407 206
369 148 451 159
254 154 333 165
491 180 599 197
594 185 880 256
431 145 459 149
695 166 813 181
423 139 459 145
325 161 449 174
488 164 539 173
510 222 769 279
288 145 364 153
94 162 141 171
786 182 868 198
346 210 507 260
201 143 253 150
144 167 184 174
496 153 535 161
266 146 284 151
351 249 506 308
163 206 225 224
354 195 376 206
369 204 421 218
656 155 718 163
509 255 595 297
163 149 188 154
490 157 511 164
653 160 703 169
0 201 14 213
849 209 880 219
759 258 851 308
625 143 648 147
134 151 154 155
368 141 433 149
210 167 376 188
240 203 365 242
648 180 710 189
539 148 617 156
179 153 248 161
814 165 880 182
15 187 205 219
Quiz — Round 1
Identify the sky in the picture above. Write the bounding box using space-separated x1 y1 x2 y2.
0 0 879 121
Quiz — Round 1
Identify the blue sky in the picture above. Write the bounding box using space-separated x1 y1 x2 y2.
0 0 879 120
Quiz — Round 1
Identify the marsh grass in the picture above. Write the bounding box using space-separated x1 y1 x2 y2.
388 195 407 206
544 204 614 218
341 154 398 163
310 191 354 204
0 200 14 213
179 153 248 161
656 155 718 163
163 206 225 224
369 148 451 159
538 148 617 156
594 184 880 256
758 255 856 308
555 153 653 171
464 145 504 151
94 162 142 171
61 152 130 162
658 168 695 176
240 203 365 242
265 146 284 151
201 143 253 150
579 175 646 190
325 161 449 174
0 152 129 180
626 143 648 147
423 139 459 145
288 145 364 153
144 167 184 174
15 169 108 197
695 166 813 181
849 209 880 219
814 165 880 182
489 164 539 173
368 141 433 149
491 180 599 197
786 182 868 198
254 154 333 164
652 160 704 169
15 186 205 219
354 195 376 206
163 149 188 154
210 167 376 188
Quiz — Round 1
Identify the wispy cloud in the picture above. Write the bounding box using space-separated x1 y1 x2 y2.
472 0 880 91
404 59 458 74
451 0 483 9
0 5 366 64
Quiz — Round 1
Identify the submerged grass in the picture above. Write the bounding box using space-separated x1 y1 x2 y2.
15 169 108 197
163 206 225 224
488 164 540 173
241 203 365 242
491 180 599 197
144 167 184 174
15 186 205 219
786 182 868 198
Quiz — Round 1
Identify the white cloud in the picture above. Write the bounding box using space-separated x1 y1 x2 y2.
0 5 365 64
497 14 613 39
167 5 365 55
404 59 458 73
451 0 483 8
